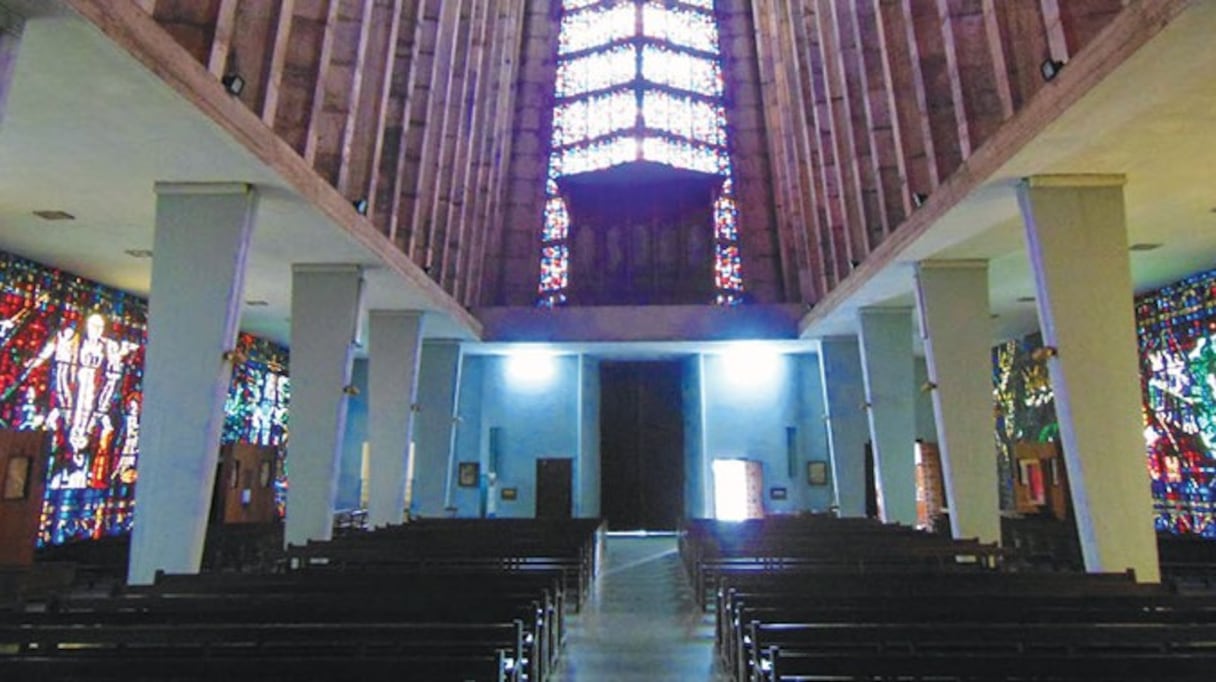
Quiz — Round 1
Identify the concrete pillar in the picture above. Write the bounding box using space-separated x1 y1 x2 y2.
411 341 464 517
818 337 869 517
366 311 426 528
128 183 256 584
1017 174 1159 581
858 308 917 526
915 260 1001 543
285 265 363 546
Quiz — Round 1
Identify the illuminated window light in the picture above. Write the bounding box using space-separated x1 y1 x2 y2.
712 459 751 522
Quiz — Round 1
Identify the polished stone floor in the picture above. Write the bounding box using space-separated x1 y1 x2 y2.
550 535 731 681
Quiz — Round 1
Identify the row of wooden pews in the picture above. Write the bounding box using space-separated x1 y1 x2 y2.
683 515 1216 681
0 518 605 682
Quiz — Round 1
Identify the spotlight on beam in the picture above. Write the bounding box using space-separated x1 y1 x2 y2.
221 73 245 96
353 198 369 215
1040 58 1065 82
912 192 929 209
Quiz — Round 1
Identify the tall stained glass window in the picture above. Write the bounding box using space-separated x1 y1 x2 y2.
540 0 743 305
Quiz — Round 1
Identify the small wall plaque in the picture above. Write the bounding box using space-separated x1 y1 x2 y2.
807 461 829 486
458 462 480 488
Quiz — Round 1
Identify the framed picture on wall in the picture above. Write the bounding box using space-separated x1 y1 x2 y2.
458 462 480 488
807 461 829 486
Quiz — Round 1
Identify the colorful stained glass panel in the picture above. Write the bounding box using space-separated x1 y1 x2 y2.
642 2 718 53
557 45 637 98
559 2 636 55
642 90 725 146
641 44 723 96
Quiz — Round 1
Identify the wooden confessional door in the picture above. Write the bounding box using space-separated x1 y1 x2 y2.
0 430 49 565
536 458 573 519
215 442 278 524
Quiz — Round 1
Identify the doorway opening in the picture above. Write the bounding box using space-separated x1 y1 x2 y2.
599 361 685 531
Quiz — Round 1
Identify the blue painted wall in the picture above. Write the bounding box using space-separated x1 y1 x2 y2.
700 352 832 515
447 349 832 522
451 353 584 518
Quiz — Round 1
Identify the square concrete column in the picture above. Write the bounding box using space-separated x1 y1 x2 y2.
411 341 464 517
818 337 869 517
858 308 917 526
128 182 256 584
285 265 364 546
915 260 1001 544
366 310 426 528
1017 174 1159 581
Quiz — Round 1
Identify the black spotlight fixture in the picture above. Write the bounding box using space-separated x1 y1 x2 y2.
1040 58 1065 82
221 73 245 96
912 192 929 208
352 198 369 215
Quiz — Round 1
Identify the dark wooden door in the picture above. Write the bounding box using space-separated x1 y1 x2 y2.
536 458 573 519
600 361 685 530
0 430 49 565
215 443 278 524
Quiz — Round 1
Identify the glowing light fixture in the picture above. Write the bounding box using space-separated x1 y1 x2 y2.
506 350 558 388
720 343 782 388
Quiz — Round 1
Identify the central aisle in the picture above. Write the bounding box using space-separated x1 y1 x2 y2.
551 535 730 681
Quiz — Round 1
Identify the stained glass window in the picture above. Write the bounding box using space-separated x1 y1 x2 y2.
556 45 637 98
1136 268 1216 538
0 251 291 547
540 0 744 304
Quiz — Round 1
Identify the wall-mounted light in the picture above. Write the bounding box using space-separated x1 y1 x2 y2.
720 343 783 389
342 384 360 396
221 73 245 96
1040 58 1065 82
912 192 929 209
1030 346 1059 363
506 350 557 388
920 381 937 393
352 198 369 215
